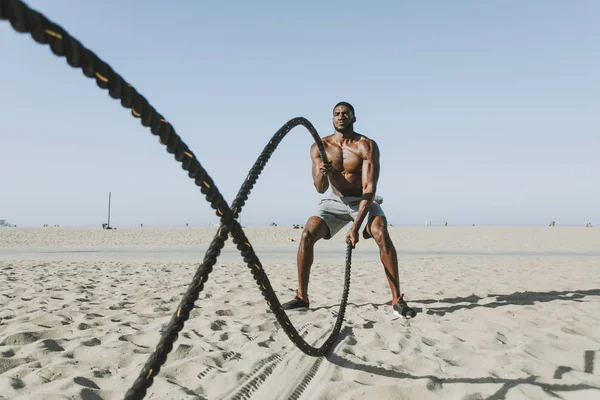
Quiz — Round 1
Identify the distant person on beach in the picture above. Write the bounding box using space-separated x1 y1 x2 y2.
282 102 416 318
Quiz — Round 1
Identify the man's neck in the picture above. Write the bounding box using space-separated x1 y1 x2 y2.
333 129 356 141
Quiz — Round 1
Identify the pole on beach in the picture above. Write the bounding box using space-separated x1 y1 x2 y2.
107 192 112 228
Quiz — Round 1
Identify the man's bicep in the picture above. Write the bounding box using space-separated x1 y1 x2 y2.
310 144 323 174
371 142 381 182
311 143 323 160
362 159 377 190
363 142 380 187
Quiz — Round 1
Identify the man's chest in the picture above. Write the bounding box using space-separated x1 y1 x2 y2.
327 146 363 172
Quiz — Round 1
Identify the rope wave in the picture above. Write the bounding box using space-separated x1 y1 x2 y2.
1 1 353 399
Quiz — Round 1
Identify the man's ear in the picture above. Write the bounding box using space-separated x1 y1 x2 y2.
353 116 357 123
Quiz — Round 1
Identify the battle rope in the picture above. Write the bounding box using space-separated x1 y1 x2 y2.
1 1 353 399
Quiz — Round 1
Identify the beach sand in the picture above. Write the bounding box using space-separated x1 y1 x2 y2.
1 227 599 399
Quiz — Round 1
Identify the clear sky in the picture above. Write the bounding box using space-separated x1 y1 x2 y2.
1 0 598 227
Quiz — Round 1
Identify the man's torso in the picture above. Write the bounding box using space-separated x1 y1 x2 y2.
322 133 372 197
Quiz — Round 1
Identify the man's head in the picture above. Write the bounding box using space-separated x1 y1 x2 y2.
333 101 356 134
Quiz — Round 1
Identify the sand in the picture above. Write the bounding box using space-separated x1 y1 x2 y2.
1 227 599 399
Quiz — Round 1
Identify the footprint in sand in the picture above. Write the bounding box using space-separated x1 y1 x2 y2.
2 349 15 357
82 338 101 347
73 376 100 389
257 336 276 348
42 339 64 352
78 323 93 330
1 331 44 346
345 335 358 346
171 344 193 361
10 377 25 389
80 388 103 400
362 320 375 329
426 377 443 392
92 368 112 379
210 320 227 331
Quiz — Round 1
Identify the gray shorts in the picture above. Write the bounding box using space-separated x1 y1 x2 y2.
316 194 386 240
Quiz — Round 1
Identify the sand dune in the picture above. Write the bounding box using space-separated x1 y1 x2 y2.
1 228 599 399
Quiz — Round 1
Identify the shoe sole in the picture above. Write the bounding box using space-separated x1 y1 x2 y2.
394 310 416 319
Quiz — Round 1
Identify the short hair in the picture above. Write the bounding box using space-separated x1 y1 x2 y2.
333 101 355 116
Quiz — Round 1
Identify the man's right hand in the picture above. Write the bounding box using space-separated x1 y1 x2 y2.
320 162 333 176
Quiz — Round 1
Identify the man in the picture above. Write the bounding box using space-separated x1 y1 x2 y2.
283 102 416 318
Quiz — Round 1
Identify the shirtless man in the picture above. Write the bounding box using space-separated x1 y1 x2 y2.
283 102 416 318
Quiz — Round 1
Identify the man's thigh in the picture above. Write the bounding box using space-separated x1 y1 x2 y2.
351 201 386 239
316 197 353 240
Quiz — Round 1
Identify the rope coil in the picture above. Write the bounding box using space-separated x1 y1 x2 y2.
1 1 353 399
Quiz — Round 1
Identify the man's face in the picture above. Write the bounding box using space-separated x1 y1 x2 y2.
333 105 355 132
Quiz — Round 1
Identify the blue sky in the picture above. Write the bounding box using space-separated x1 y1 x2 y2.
1 0 598 227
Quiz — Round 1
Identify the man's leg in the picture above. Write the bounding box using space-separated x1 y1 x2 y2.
367 216 417 318
297 216 330 299
367 216 401 301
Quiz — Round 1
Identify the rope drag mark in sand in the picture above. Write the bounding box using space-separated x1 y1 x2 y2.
1 1 353 399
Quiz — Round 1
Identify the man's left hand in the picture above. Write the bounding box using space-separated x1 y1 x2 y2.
346 226 360 248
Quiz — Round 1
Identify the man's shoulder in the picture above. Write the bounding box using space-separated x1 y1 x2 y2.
314 135 336 150
311 134 334 147
355 133 378 151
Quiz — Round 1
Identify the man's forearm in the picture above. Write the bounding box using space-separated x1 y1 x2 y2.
314 174 329 193
352 193 374 229
315 168 350 193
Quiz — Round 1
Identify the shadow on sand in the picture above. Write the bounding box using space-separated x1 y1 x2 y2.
416 288 600 316
328 327 599 400
311 288 600 317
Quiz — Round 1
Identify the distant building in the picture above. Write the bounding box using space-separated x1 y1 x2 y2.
0 219 15 227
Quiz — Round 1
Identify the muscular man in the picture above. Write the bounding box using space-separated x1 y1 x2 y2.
283 102 416 318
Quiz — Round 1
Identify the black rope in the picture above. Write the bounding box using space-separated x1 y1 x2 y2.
1 1 353 399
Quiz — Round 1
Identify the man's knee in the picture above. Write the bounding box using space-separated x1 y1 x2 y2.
370 216 393 247
301 217 328 246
